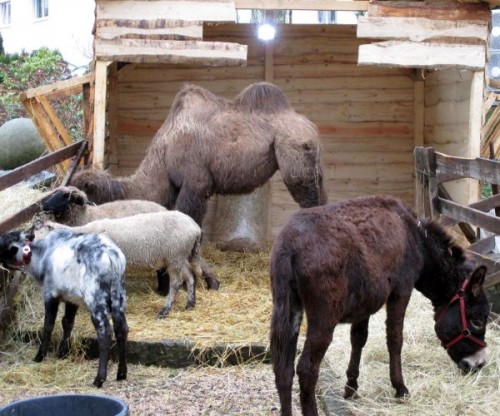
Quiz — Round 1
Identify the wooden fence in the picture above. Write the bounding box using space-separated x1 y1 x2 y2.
415 146 500 290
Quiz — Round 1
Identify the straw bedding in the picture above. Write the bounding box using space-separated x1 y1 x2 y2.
0 185 499 415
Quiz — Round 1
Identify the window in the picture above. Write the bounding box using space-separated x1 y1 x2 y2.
0 1 11 26
33 0 48 19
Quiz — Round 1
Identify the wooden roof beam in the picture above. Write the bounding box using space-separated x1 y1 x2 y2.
234 0 369 11
358 40 485 70
95 39 247 66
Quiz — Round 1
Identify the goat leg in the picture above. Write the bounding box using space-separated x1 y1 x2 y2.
90 309 112 388
58 302 78 358
34 297 60 362
112 310 129 381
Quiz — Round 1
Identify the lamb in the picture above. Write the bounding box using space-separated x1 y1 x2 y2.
0 227 128 388
36 210 204 318
41 186 219 293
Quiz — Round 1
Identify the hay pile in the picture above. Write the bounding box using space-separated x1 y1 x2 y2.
10 244 275 348
1 184 499 415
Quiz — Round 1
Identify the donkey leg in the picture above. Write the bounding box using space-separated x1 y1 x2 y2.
34 297 60 362
344 319 369 399
90 306 112 388
386 292 411 398
297 323 335 416
112 309 128 381
58 302 79 358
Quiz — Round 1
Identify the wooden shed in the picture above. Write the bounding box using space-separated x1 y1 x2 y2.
88 0 498 247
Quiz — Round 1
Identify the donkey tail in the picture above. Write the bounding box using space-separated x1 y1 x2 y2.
270 245 303 413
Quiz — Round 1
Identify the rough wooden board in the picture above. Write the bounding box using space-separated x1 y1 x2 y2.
367 0 491 21
357 15 488 43
95 38 247 65
234 0 368 11
96 19 203 40
358 40 485 70
97 0 237 22
20 73 94 100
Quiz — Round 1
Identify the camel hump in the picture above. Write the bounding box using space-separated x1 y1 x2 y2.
169 83 226 119
234 82 292 113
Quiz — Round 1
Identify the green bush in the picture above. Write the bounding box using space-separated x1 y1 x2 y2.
0 48 84 141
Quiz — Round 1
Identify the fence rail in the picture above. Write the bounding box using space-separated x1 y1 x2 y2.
415 146 500 290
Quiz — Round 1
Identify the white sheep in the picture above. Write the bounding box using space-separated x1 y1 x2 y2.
36 211 204 318
41 186 219 293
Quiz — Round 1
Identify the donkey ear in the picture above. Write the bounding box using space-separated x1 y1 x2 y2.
469 265 487 297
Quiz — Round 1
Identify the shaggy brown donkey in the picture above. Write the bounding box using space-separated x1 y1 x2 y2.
270 195 489 416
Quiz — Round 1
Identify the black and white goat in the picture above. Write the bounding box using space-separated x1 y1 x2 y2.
0 228 128 388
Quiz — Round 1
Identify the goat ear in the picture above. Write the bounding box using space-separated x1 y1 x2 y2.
34 220 44 231
468 265 487 297
25 225 36 241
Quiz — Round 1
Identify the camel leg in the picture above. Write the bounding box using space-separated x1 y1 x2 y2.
175 185 220 290
386 292 411 398
344 319 369 398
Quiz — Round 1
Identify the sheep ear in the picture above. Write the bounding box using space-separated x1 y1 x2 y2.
72 193 87 206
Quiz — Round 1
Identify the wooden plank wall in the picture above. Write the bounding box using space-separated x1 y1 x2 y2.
112 23 416 239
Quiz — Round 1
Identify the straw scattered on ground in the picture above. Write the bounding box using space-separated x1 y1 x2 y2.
1 185 499 415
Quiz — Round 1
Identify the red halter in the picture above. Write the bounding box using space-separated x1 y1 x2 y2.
435 279 487 350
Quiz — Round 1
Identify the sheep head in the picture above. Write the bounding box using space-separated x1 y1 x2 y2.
42 186 88 218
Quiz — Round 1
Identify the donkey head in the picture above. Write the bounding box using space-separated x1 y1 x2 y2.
434 265 489 372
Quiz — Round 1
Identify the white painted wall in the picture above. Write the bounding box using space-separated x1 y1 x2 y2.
0 0 94 69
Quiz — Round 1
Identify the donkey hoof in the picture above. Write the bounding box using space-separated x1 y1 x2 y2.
93 377 104 388
395 386 409 399
33 354 44 363
344 386 358 399
116 372 127 381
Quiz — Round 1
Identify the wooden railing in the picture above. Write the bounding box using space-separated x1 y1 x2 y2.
0 140 88 235
20 73 94 175
415 147 500 290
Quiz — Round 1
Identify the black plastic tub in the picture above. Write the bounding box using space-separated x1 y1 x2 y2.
0 394 129 416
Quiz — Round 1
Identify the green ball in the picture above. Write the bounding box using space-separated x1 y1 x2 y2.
0 118 46 169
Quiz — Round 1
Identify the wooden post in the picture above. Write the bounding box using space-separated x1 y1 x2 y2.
467 70 484 201
415 146 438 219
93 60 112 170
413 73 424 148
107 62 119 170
